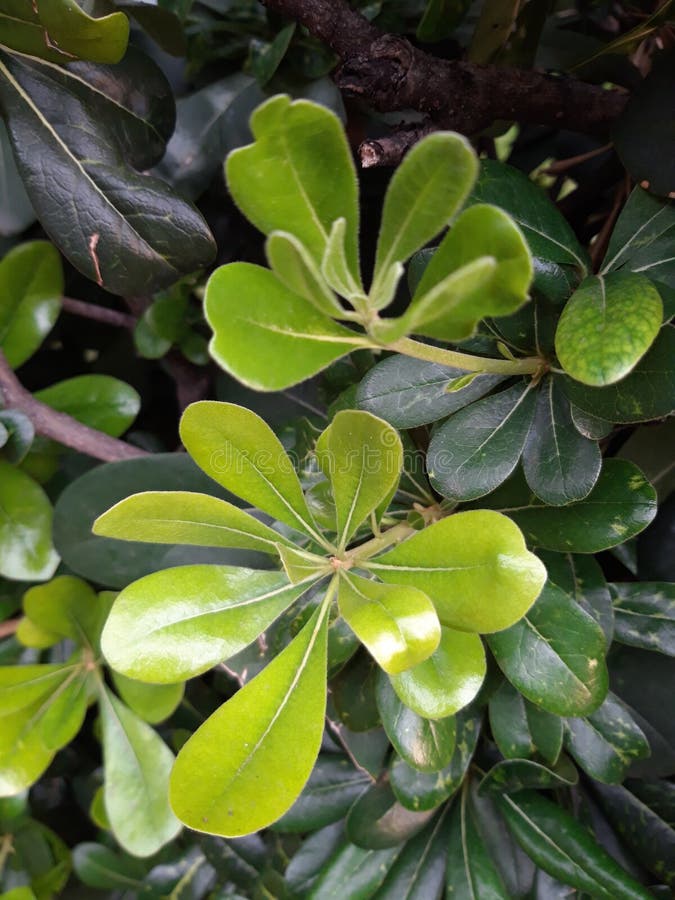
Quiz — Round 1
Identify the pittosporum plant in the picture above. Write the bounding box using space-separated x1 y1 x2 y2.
93 400 546 837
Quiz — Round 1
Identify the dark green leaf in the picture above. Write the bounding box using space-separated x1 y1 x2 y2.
540 550 614 644
0 409 34 463
307 842 400 899
446 784 510 898
489 680 563 765
345 780 434 849
0 120 34 235
417 0 471 41
610 582 675 655
0 49 215 295
72 842 147 890
373 806 451 898
479 756 578 794
489 583 608 717
427 382 537 502
115 1 186 56
284 822 345 897
522 376 601 505
331 651 381 732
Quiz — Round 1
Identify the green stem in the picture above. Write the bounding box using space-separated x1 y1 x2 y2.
346 521 416 564
389 336 542 375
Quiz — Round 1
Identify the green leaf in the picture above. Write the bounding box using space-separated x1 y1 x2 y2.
98 685 180 856
374 807 452 898
417 0 471 40
488 583 608 717
0 0 129 63
499 459 657 553
610 581 675 655
479 756 578 794
266 231 344 317
101 566 309 683
112 673 183 724
338 573 440 675
322 216 365 301
540 550 614 644
555 273 662 386
278 545 330 583
375 669 456 772
273 755 370 833
403 204 532 342
226 95 359 279
489 680 563 765
72 842 146 890
0 409 34 463
0 49 215 295
0 888 38 900
180 402 320 540
522 376 602 505
564 692 650 783
0 117 35 236
0 702 56 794
570 404 613 439
94 490 293 555
23 575 102 646
205 263 368 391
0 460 58 581
38 672 89 751
315 410 403 546
0 241 62 368
0 663 74 715
170 600 329 836
368 511 547 633
497 790 654 899
33 374 140 437
427 382 538 502
388 625 484 719
371 132 478 305
345 780 434 849
284 822 345 896
15 616 61 649
446 784 510 898
602 186 675 292
468 159 589 272
561 326 675 423
307 842 400 899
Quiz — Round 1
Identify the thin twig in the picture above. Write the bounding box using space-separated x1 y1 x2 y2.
360 121 436 167
590 175 631 271
61 296 136 329
0 619 19 639
0 349 148 462
543 143 613 175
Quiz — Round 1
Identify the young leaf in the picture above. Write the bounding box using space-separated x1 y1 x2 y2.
522 376 602 505
0 702 56 794
555 273 662 386
205 263 369 391
170 600 329 837
98 685 181 856
23 575 101 646
388 626 485 719
278 545 330 584
0 50 215 295
371 132 478 305
94 491 294 555
0 460 59 581
368 511 547 633
446 784 510 898
315 409 403 546
0 240 61 368
564 691 650 784
610 582 675 656
101 566 310 683
226 95 360 280
112 674 183 725
500 459 657 553
266 231 344 317
180 401 320 540
33 375 140 438
338 573 440 675
405 204 533 341
488 582 608 717
375 672 456 773
427 382 538 502
321 217 364 300
0 664 75 715
38 673 89 751
498 790 654 899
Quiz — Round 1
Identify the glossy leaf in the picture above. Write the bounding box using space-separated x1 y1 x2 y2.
22 575 103 647
611 582 675 655
112 673 183 725
284 822 345 896
33 375 140 438
180 402 319 539
404 204 532 342
498 790 654 899
0 663 73 715
101 566 309 683
0 702 56 795
489 583 608 717
0 460 58 581
375 672 456 773
565 691 649 784
489 679 563 765
541 550 614 644
205 263 368 391
369 511 547 633
266 230 344 317
98 685 180 856
94 490 293 555
427 382 537 502
561 327 675 424
226 95 359 279
170 602 329 836
371 132 478 305
374 807 452 898
338 574 440 675
0 409 33 464
522 376 602 505
0 240 62 368
308 842 400 899
555 272 662 386
446 784 510 898
0 49 215 295
480 756 578 794
355 355 505 428
315 410 402 545
345 780 433 850
501 459 657 553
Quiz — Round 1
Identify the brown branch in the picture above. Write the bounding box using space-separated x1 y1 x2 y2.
61 297 136 329
0 618 19 639
359 121 436 167
264 0 628 145
0 350 148 462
